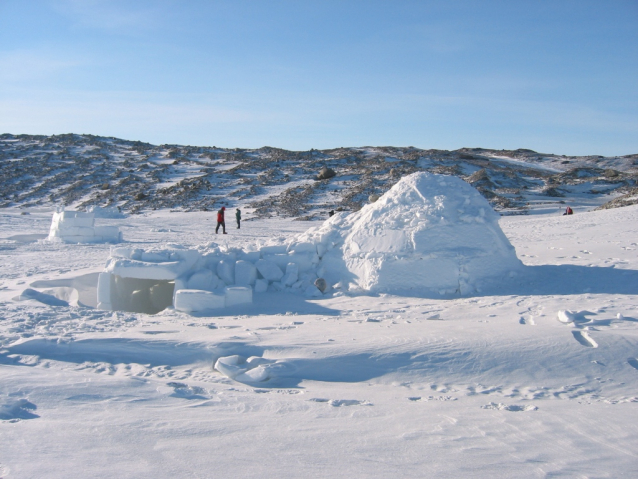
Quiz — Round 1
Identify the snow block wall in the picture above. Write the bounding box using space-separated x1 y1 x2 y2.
98 245 256 314
98 173 523 314
48 209 122 244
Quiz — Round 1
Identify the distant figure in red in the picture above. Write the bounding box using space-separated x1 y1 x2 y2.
563 206 573 216
216 206 227 234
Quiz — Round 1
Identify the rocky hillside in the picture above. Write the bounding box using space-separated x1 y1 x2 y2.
1 133 636 218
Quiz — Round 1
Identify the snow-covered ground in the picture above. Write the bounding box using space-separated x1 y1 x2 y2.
1 203 638 478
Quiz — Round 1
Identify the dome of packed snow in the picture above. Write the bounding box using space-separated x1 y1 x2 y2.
298 172 523 295
97 172 523 313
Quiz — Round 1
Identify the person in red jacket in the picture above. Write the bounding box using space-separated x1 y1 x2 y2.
216 206 227 234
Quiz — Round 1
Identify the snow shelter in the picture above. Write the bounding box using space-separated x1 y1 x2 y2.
97 247 254 314
48 209 122 243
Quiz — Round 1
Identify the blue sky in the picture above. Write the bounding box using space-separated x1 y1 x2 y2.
0 0 636 155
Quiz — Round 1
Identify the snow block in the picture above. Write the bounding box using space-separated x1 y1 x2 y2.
224 286 253 307
174 289 225 312
304 284 322 297
287 242 316 254
187 269 215 291
110 247 136 259
238 251 261 262
217 260 235 285
72 235 100 243
140 250 171 263
259 245 288 255
235 260 257 286
53 226 96 237
254 279 268 293
286 251 318 272
60 210 93 220
255 259 284 281
261 253 290 271
281 263 299 286
105 258 192 280
96 272 112 310
105 249 200 280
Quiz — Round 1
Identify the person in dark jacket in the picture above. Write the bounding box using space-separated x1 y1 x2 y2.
236 208 241 229
216 207 226 234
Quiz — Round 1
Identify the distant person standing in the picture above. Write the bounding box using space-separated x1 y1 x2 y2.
236 208 241 229
216 206 227 234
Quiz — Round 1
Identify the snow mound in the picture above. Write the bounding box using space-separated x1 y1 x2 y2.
297 172 523 295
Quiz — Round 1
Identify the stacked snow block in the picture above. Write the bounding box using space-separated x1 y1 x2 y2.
98 239 327 314
98 246 259 314
48 210 122 243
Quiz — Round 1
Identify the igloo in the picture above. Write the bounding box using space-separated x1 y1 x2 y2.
342 173 522 294
296 172 523 295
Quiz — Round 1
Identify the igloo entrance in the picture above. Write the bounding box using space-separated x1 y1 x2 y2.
104 275 175 315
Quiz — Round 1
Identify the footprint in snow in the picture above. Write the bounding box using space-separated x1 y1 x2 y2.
481 402 537 412
408 396 457 402
627 358 638 371
0 398 39 421
308 398 372 407
253 389 302 395
167 382 208 400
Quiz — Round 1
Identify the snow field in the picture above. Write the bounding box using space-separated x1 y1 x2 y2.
0 202 638 477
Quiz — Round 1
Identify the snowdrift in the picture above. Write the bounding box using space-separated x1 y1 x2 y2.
96 173 522 313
